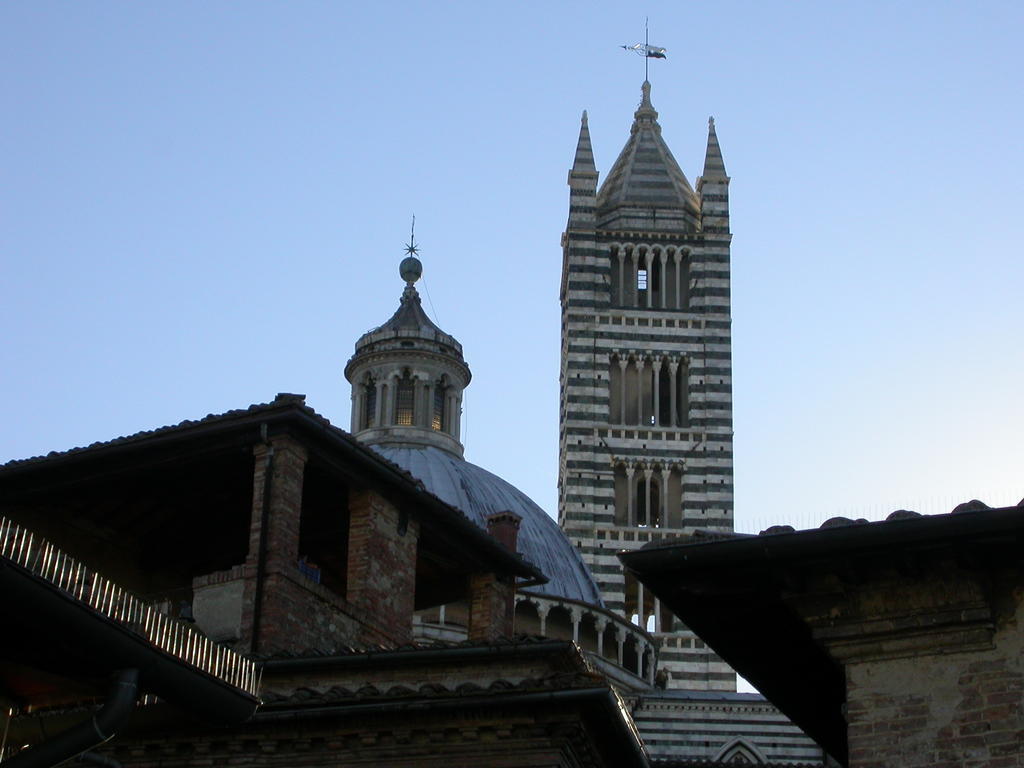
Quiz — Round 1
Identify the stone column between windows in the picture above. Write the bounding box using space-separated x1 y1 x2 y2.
425 381 435 429
635 358 645 427
570 607 581 643
643 468 653 527
652 358 662 426
661 467 671 527
625 465 636 526
654 597 662 633
630 249 640 307
644 249 654 308
596 619 607 655
616 247 626 306
659 250 668 309
618 357 628 424
673 251 682 309
669 360 679 428
351 387 360 431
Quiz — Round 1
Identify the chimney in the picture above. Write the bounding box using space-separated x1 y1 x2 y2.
486 511 522 554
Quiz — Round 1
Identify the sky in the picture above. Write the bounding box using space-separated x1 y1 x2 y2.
2 2 1022 535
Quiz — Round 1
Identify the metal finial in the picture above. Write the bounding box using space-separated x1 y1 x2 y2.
400 215 423 286
404 215 419 256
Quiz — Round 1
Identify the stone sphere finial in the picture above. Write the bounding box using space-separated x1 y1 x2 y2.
400 255 422 285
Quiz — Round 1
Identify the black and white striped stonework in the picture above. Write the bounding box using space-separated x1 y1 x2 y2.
558 82 734 692
556 81 821 767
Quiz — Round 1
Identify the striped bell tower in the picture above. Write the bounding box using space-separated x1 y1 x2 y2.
558 81 735 689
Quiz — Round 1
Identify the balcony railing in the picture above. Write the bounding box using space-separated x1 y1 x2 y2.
0 516 260 698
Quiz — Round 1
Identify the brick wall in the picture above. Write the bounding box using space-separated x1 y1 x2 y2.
346 489 419 645
240 438 415 653
468 572 514 642
810 567 1024 768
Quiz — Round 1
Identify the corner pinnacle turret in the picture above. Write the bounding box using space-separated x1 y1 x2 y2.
569 111 598 182
702 116 728 180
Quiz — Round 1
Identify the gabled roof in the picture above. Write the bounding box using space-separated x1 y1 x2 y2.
0 394 543 585
597 81 699 228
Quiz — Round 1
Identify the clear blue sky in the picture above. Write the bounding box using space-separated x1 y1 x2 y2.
2 2 1022 533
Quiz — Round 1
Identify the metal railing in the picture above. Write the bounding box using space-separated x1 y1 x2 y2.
0 516 260 698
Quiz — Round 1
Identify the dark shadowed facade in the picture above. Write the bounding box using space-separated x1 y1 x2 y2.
622 503 1024 767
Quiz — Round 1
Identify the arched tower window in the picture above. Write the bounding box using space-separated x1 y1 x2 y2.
395 371 416 426
363 379 377 429
432 378 447 431
676 362 689 427
634 473 662 528
658 364 672 426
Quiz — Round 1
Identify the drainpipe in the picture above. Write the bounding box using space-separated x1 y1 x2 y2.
4 669 138 768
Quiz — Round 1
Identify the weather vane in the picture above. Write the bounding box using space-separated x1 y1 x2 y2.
404 215 419 256
621 17 666 81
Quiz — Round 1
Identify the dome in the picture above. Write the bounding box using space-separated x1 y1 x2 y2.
374 444 604 607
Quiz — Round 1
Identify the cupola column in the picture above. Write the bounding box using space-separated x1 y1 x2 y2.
374 379 385 426
454 392 463 441
424 380 435 429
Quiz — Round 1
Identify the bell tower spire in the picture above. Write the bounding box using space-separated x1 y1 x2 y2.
558 86 735 692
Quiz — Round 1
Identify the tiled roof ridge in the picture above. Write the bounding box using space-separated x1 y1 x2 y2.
0 393 432 493
757 497 1024 537
260 669 607 707
256 634 572 661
